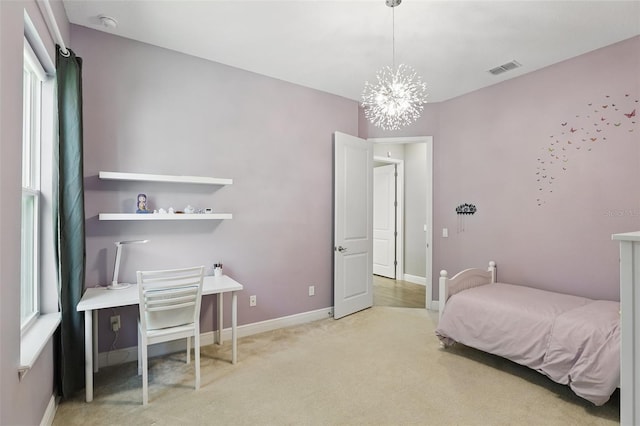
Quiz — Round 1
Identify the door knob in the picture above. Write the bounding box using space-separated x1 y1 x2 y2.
335 246 347 253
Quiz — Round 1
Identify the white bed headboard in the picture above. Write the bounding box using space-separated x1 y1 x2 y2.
439 261 496 321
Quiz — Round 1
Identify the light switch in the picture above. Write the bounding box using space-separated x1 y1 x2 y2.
442 228 448 238
423 224 427 232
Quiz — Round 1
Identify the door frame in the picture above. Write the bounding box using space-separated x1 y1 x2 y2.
369 136 434 310
373 157 404 281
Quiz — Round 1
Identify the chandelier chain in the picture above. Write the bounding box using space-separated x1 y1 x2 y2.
392 6 395 70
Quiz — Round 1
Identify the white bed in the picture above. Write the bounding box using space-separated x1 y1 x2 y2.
435 261 620 406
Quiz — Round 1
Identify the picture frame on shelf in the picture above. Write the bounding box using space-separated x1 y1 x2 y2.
136 193 151 213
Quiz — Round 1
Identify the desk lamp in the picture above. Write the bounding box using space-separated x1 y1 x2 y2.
107 239 149 290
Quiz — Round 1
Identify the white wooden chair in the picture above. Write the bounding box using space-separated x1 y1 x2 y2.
137 266 205 405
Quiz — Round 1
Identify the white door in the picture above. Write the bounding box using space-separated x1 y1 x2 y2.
373 164 396 278
333 132 373 319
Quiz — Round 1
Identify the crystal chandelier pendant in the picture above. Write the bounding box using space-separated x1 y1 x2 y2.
362 64 428 130
362 0 428 131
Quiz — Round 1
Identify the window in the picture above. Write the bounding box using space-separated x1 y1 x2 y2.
21 39 47 331
19 22 60 377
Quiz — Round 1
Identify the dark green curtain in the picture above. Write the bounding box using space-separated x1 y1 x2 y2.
54 45 86 398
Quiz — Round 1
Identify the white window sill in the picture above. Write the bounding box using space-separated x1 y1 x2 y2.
19 312 61 380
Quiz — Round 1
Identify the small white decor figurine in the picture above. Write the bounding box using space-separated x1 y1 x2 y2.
184 205 195 214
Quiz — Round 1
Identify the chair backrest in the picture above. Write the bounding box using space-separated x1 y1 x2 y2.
137 266 205 331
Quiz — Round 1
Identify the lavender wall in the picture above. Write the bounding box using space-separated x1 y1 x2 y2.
71 26 359 351
366 36 640 301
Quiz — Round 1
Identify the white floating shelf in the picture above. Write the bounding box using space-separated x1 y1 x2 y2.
99 171 232 186
99 213 232 221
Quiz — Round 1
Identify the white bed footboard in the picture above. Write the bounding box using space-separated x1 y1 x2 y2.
439 261 496 321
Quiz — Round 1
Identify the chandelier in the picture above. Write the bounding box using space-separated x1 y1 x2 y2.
362 0 428 131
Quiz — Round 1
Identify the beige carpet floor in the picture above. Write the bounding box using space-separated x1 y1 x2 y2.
53 307 619 425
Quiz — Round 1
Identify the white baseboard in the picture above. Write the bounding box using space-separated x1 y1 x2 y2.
235 306 333 338
40 394 57 426
429 300 439 311
403 274 426 286
98 307 334 368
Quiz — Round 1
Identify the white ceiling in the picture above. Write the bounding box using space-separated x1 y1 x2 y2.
62 0 640 103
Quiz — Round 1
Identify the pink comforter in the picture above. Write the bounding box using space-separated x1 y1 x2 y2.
435 283 620 406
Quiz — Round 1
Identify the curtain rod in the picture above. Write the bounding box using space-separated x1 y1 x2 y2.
37 0 70 57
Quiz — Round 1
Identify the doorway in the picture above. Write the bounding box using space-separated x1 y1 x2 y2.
373 159 403 280
373 275 426 308
370 136 433 310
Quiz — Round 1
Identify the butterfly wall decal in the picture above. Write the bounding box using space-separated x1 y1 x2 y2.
538 93 637 208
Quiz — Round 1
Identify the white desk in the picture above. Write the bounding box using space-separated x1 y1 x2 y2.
77 275 243 402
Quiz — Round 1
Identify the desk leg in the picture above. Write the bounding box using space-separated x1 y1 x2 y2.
84 310 94 402
93 310 98 373
217 293 224 345
232 291 237 364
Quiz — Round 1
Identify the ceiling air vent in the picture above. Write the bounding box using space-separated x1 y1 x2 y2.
488 60 522 76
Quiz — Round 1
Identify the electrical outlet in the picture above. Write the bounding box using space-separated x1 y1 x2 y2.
308 285 315 296
249 295 257 307
110 315 121 332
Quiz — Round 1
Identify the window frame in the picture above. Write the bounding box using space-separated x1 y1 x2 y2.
19 13 61 379
21 38 46 333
